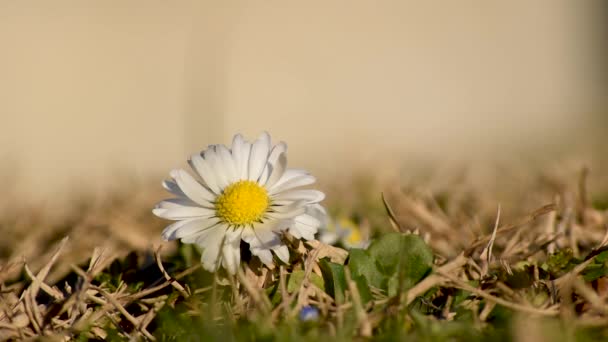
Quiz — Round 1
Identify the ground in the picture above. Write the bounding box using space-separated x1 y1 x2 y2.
1 159 608 341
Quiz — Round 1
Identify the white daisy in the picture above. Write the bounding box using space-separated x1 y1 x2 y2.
153 132 326 274
318 217 370 249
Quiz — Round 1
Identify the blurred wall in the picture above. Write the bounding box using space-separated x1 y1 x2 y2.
0 1 192 200
0 1 605 201
207 1 604 171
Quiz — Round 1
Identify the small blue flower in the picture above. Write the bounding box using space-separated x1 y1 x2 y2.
299 305 320 322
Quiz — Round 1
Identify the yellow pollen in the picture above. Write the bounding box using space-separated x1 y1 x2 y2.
215 180 269 226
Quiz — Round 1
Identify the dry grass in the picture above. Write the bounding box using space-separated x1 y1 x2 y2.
1 159 608 340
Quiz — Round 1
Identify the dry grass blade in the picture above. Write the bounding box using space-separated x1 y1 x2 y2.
381 192 403 232
23 264 63 301
406 254 468 305
90 285 155 341
128 264 201 302
480 204 501 276
29 237 69 299
573 278 608 315
437 270 559 316
154 245 190 298
293 246 322 315
237 266 271 314
270 265 293 321
305 240 348 264
465 204 556 256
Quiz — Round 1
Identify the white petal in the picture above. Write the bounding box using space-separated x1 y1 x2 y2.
217 144 238 183
252 224 282 247
162 217 221 240
267 200 307 220
263 153 287 188
242 227 275 267
248 132 271 182
258 163 271 186
155 197 199 210
268 142 287 167
308 203 327 216
153 205 215 220
204 147 230 190
171 169 215 205
271 199 307 213
259 142 287 186
238 142 252 180
161 218 214 241
241 226 256 244
189 154 222 194
181 222 222 243
269 171 316 195
162 180 185 197
161 218 195 241
272 245 289 264
292 224 317 241
272 189 325 204
272 218 294 232
318 230 339 244
307 204 329 226
267 207 306 220
231 134 248 180
290 213 322 240
271 168 308 186
254 248 274 267
198 226 226 272
295 213 322 229
289 227 302 239
221 228 243 274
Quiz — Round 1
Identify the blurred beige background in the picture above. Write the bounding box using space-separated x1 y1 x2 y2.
1 1 605 201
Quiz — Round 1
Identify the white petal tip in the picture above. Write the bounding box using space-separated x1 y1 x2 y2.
169 169 181 180
152 208 166 217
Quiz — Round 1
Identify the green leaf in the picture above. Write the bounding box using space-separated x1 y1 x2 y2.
583 264 608 282
595 250 608 263
319 259 347 303
367 233 403 275
348 249 386 289
398 234 434 288
387 275 400 297
287 270 325 293
352 275 372 304
367 233 434 290
546 249 579 278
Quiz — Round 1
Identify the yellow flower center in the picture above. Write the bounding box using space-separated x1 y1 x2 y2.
346 229 363 245
339 219 364 246
215 180 269 226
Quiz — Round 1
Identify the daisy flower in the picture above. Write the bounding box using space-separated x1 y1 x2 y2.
153 132 326 274
318 217 370 249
